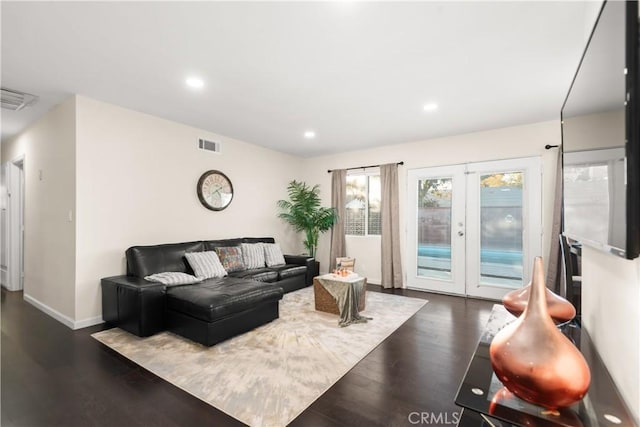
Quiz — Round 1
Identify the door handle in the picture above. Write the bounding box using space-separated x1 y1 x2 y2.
458 231 465 236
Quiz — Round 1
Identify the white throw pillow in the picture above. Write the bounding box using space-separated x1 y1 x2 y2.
264 243 286 267
144 272 203 285
241 243 266 269
185 251 228 279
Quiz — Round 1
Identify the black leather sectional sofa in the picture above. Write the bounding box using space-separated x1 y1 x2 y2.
101 237 314 346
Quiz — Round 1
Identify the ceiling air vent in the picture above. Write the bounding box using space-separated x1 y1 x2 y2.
198 138 221 154
1 87 38 111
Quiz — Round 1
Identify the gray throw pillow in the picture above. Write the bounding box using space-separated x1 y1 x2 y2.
264 243 286 267
185 251 228 279
241 243 266 269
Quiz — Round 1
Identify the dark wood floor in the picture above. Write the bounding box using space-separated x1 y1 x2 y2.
1 286 494 427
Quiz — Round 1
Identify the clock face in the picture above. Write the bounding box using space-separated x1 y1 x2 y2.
197 170 233 211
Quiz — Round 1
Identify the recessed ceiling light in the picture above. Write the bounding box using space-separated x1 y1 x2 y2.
186 77 204 89
304 131 316 139
423 103 439 112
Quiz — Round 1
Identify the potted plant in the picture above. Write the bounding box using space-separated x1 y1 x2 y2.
277 180 337 263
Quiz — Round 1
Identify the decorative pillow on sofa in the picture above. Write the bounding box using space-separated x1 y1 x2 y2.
241 243 266 269
264 243 286 267
185 251 227 279
214 246 245 272
144 272 203 285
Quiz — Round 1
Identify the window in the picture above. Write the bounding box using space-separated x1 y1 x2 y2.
345 173 381 235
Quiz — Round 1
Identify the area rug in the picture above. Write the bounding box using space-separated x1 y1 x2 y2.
92 287 427 427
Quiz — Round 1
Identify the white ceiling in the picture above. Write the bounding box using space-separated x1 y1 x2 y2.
1 1 588 157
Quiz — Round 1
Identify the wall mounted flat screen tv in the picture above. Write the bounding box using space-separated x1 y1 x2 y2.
561 0 639 260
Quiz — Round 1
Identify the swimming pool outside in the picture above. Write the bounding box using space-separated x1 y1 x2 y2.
417 244 523 286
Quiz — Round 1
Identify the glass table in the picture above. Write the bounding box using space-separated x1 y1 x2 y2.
455 305 635 427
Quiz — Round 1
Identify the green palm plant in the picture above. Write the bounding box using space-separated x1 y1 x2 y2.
277 180 337 258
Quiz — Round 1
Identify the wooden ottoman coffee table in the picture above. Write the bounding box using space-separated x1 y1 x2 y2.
313 274 367 315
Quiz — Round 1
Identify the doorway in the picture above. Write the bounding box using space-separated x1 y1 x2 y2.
1 157 25 291
406 157 541 300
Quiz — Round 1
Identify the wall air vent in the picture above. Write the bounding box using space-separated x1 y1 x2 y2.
198 138 221 154
1 87 38 111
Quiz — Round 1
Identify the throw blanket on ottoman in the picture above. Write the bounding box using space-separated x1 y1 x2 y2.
317 274 372 327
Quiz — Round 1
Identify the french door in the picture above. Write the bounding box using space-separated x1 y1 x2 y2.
406 157 542 300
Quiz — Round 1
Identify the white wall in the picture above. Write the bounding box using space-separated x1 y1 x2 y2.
581 248 640 423
74 96 303 322
302 120 561 284
0 97 77 324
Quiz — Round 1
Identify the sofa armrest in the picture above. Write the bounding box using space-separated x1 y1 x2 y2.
101 275 166 337
283 255 313 266
284 255 316 286
102 275 166 291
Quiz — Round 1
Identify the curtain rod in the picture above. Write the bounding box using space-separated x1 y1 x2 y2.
327 161 404 173
545 144 559 150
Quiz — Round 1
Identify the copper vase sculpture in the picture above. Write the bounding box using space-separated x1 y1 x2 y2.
489 257 590 409
502 280 576 324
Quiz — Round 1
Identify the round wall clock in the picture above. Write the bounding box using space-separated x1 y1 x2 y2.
197 170 234 211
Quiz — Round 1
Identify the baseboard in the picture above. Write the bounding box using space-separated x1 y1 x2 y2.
23 293 75 329
74 316 104 329
23 294 105 330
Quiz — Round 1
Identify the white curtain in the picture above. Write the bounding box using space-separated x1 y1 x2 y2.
545 151 563 293
380 163 403 288
329 169 346 271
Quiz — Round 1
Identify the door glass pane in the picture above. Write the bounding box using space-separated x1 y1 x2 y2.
417 178 452 279
479 172 523 287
